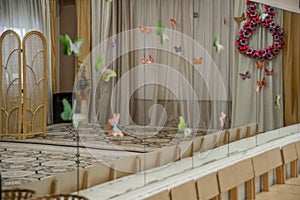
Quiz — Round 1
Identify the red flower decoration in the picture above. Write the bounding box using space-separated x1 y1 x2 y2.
236 0 284 61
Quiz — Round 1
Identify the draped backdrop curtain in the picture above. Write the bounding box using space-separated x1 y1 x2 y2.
231 0 283 131
0 0 53 124
89 0 285 132
282 11 300 126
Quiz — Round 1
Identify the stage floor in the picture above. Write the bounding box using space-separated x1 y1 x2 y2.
0 123 207 189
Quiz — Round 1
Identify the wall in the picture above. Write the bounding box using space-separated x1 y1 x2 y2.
59 0 76 92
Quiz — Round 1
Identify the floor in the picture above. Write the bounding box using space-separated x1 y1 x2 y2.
0 123 202 189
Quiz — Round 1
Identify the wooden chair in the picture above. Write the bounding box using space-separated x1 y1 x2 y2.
283 142 300 186
238 125 248 139
144 190 170 200
2 189 35 200
192 136 204 153
32 194 88 200
200 132 219 152
281 143 298 182
170 180 198 200
196 172 220 200
227 127 240 143
246 123 259 137
252 148 284 194
218 158 255 200
214 130 228 148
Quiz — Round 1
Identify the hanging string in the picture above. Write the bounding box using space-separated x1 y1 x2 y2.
142 0 147 186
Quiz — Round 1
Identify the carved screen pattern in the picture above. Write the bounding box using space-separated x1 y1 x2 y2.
0 30 46 139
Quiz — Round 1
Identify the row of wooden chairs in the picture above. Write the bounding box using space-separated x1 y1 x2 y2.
145 140 300 200
17 123 259 197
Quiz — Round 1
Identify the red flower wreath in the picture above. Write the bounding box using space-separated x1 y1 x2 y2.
236 0 284 61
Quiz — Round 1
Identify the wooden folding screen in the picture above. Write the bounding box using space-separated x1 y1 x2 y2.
0 30 47 139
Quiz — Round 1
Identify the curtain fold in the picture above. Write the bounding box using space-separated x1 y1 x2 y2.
50 0 57 93
282 11 300 126
76 0 91 70
231 0 283 131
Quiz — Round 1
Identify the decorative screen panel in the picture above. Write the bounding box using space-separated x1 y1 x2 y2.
22 31 47 138
0 30 46 139
0 30 22 138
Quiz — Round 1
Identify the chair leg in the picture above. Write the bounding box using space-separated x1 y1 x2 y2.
246 178 255 200
229 187 238 200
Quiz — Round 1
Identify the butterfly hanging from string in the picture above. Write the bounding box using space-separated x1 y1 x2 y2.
156 20 169 44
194 57 203 65
94 54 117 82
239 70 251 80
59 34 84 56
170 18 176 26
265 68 274 76
256 77 266 92
234 13 246 23
174 46 182 53
178 116 191 137
213 36 224 53
141 55 153 64
61 99 86 129
139 26 152 34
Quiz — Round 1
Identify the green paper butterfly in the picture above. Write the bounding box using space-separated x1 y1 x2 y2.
156 20 168 44
178 116 187 131
274 93 281 108
59 34 84 56
101 68 117 82
156 20 164 36
95 54 105 72
61 98 86 129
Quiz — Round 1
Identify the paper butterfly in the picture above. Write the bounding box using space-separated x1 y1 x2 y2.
100 67 117 82
194 57 203 65
193 12 199 19
260 13 268 20
108 113 124 137
184 128 192 137
141 55 153 64
256 77 266 92
59 34 84 56
239 70 251 80
139 26 152 34
274 93 281 108
161 33 169 44
61 98 86 129
178 116 187 131
170 18 176 26
265 68 274 76
213 36 224 53
156 20 164 36
256 60 264 69
219 112 226 128
174 46 182 53
95 54 104 72
110 40 117 47
234 13 246 23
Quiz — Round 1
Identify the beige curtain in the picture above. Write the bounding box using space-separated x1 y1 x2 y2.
231 0 283 131
76 0 91 70
50 0 57 93
90 0 284 131
283 11 300 126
